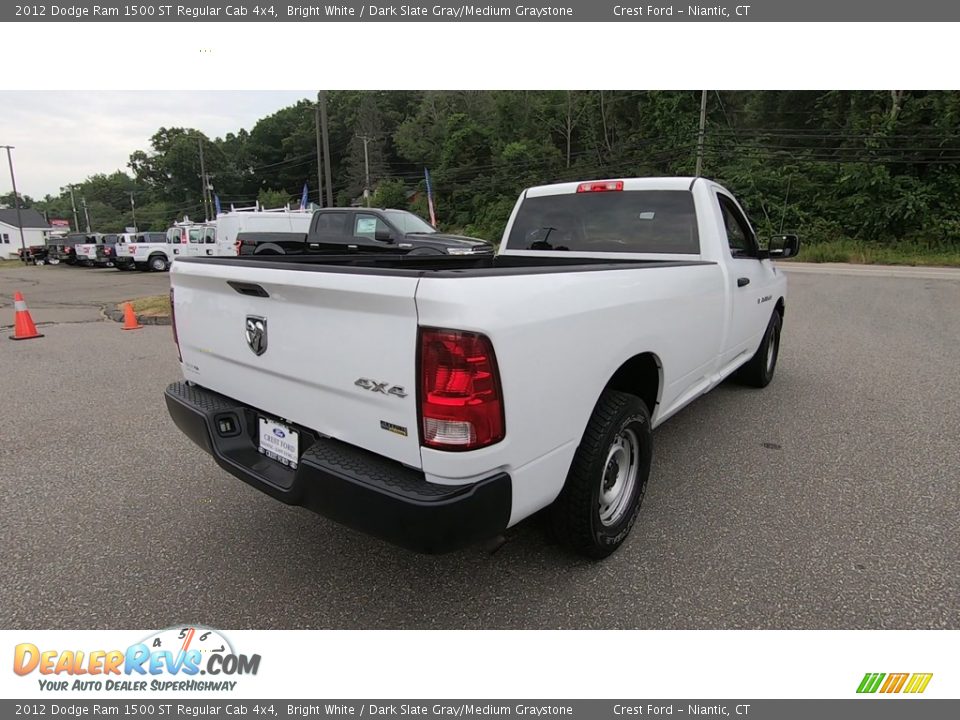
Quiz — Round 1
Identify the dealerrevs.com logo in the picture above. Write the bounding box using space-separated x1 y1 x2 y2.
13 626 261 692
857 672 933 694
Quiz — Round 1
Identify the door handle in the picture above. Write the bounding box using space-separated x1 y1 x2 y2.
737 277 750 287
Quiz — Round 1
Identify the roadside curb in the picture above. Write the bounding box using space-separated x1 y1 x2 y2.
107 309 171 326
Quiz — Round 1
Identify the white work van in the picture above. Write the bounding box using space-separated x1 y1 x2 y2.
169 207 314 259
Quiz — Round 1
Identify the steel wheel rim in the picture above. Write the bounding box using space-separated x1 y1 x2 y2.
599 427 640 526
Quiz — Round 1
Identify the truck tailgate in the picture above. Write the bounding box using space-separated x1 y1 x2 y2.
171 260 423 469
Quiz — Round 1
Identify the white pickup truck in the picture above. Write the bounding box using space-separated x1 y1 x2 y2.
116 232 177 272
164 177 799 557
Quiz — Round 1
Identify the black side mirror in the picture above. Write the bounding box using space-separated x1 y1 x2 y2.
766 234 800 259
374 228 393 243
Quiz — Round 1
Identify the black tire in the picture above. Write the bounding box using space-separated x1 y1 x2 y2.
550 389 653 559
738 311 782 388
148 255 168 272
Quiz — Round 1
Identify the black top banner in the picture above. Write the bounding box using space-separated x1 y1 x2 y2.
4 0 956 22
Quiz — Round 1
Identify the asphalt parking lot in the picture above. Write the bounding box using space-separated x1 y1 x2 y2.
0 264 171 325
1 262 958 629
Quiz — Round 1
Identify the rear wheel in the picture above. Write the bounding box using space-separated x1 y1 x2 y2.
550 389 652 558
738 311 782 388
148 255 168 272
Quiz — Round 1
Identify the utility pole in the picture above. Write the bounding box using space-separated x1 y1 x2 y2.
319 91 333 207
129 191 138 231
314 95 325 208
67 184 79 231
1 145 27 258
81 196 91 233
356 135 372 207
206 174 216 216
695 89 708 177
197 135 210 221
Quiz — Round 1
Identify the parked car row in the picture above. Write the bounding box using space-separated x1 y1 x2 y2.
41 232 171 271
22 206 494 273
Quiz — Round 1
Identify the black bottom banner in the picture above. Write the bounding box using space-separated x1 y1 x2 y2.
3 700 956 720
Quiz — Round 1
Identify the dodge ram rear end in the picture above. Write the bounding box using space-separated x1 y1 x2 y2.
165 177 797 557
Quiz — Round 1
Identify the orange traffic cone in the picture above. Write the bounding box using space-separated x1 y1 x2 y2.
121 302 142 331
9 291 43 341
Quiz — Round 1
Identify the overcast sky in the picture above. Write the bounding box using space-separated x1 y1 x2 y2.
0 91 314 199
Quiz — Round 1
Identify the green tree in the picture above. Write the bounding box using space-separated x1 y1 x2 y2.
370 179 407 209
37 90 960 248
257 188 293 209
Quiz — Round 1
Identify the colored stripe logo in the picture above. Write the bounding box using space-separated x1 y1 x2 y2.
857 672 933 694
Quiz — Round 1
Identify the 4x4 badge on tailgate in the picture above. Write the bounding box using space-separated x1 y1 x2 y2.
355 378 407 398
245 316 268 356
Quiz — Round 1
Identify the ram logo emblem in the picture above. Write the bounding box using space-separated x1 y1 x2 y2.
245 316 268 356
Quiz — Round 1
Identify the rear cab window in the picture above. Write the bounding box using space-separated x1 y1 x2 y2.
505 189 700 254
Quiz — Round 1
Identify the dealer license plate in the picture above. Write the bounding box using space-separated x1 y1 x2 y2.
258 417 299 469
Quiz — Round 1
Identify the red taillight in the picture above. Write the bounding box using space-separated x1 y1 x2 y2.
418 328 504 451
576 180 624 193
170 288 181 362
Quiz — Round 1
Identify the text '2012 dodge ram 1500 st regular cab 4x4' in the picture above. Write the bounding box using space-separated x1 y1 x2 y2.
164 177 799 558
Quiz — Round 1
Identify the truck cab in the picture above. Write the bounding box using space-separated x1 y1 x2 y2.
111 232 141 270
239 207 493 256
119 231 175 271
74 234 112 267
47 233 90 265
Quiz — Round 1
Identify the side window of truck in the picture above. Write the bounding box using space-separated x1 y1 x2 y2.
717 194 758 258
313 212 349 237
189 228 203 244
354 214 391 240
204 228 216 244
